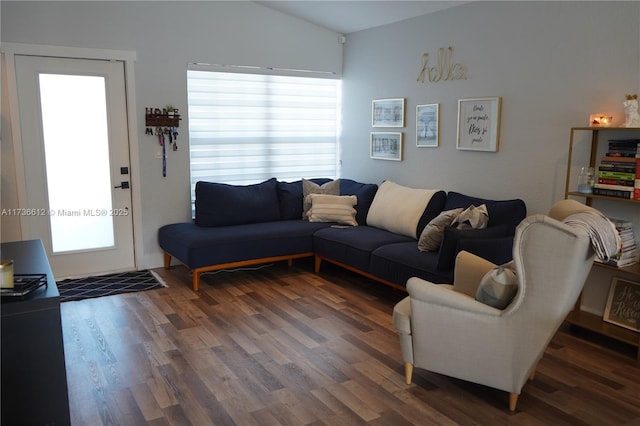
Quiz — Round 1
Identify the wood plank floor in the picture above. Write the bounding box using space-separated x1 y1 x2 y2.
60 260 640 425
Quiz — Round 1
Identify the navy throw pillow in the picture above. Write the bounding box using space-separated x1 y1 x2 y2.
339 179 378 225
277 178 331 220
195 178 280 227
444 192 526 235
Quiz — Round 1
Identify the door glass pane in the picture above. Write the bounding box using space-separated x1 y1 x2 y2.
38 73 114 253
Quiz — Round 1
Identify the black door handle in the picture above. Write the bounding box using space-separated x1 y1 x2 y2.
114 181 130 189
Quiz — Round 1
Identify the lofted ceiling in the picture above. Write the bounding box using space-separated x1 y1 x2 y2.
256 1 468 35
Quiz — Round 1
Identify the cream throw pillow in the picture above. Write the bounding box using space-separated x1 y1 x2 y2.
418 208 463 251
302 179 340 220
366 181 439 238
306 194 358 226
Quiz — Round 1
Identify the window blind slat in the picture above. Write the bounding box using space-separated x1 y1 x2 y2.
187 70 340 211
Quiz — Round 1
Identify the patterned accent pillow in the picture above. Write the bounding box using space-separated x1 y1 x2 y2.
302 178 340 220
475 260 518 309
306 194 358 226
452 204 488 230
418 208 463 252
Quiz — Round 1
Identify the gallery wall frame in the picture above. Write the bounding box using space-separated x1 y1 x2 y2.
372 98 405 127
416 103 439 147
603 277 640 332
370 132 403 161
457 96 501 152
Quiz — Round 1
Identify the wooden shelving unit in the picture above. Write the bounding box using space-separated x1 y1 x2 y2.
564 126 640 362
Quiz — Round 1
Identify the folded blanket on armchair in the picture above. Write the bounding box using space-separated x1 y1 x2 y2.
562 211 621 262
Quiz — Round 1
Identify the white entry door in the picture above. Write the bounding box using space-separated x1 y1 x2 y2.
13 55 135 278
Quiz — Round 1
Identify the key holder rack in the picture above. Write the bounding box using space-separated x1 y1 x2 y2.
144 106 181 177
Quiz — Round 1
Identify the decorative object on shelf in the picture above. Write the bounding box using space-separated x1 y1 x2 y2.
603 277 640 332
577 166 595 194
370 132 403 161
589 114 613 127
0 260 13 288
623 94 640 128
0 274 48 298
372 98 405 128
416 46 467 83
416 104 439 147
456 97 501 152
145 106 181 177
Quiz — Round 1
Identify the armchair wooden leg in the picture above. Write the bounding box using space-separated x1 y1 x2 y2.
404 363 413 385
163 252 171 269
509 393 519 411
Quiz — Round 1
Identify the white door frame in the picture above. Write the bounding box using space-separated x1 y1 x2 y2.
2 42 143 271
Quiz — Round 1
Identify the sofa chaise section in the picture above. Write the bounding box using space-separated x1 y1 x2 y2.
159 220 330 291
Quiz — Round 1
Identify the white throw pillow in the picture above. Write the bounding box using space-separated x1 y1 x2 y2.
366 181 440 238
418 208 463 251
306 194 358 226
475 260 518 309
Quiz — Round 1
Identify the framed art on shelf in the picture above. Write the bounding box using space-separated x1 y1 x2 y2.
457 97 501 152
372 98 405 127
370 132 403 161
416 103 439 147
603 277 640 332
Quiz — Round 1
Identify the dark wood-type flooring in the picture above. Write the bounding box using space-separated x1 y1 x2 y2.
61 260 640 425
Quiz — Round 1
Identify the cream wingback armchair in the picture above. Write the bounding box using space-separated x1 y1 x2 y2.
392 199 609 411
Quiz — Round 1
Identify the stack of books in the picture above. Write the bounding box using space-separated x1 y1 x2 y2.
596 217 638 268
593 139 640 200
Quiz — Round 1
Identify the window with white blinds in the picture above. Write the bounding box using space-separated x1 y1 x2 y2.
187 67 341 209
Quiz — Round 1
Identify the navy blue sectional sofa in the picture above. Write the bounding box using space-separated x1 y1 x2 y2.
158 178 526 291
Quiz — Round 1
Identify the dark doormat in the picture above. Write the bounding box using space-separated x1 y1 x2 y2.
57 270 166 302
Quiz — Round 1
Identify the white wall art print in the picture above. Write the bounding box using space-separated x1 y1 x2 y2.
457 97 501 152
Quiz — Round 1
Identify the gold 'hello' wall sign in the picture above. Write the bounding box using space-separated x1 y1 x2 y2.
417 46 467 83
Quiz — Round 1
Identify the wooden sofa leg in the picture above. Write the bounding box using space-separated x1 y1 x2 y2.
509 393 519 411
163 252 171 269
405 363 413 385
192 271 200 292
314 255 322 273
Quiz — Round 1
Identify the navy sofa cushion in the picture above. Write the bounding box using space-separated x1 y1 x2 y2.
195 178 280 227
436 224 509 270
277 178 332 220
444 192 526 235
313 226 413 272
370 242 453 286
159 220 331 269
339 179 378 225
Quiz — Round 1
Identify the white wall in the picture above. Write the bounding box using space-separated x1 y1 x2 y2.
1 1 342 268
341 1 639 213
340 1 640 315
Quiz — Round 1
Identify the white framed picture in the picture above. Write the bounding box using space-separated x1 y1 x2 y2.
457 97 501 152
370 132 403 161
372 98 405 127
416 103 439 147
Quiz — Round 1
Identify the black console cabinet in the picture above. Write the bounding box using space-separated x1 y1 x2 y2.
1 239 71 425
